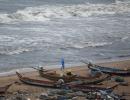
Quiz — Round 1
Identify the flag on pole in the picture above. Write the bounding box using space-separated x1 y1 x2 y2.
61 58 65 70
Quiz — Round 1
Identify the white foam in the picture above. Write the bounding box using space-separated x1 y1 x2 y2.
0 35 15 42
121 36 129 42
0 2 130 23
115 0 130 3
69 42 112 49
86 42 112 47
0 48 31 55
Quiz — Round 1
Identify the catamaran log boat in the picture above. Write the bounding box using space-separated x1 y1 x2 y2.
68 84 118 93
67 74 110 85
16 72 113 93
16 72 66 88
32 67 101 83
87 62 130 76
16 71 108 88
34 67 77 83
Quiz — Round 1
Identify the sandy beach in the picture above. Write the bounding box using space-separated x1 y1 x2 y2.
0 59 130 100
0 0 130 100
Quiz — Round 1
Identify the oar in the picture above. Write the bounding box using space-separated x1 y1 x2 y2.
31 66 49 72
31 66 39 70
80 60 90 65
80 60 94 68
81 60 101 67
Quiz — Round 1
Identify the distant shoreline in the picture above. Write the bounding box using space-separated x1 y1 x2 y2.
0 57 130 77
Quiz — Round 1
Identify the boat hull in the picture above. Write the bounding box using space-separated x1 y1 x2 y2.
88 63 130 76
16 72 66 89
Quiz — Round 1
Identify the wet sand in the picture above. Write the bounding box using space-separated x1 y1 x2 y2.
0 59 130 99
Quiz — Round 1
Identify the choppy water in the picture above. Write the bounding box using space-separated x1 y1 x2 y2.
0 0 130 72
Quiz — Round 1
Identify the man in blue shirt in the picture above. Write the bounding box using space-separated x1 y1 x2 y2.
61 58 65 70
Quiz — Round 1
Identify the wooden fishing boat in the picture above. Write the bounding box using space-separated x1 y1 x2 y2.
0 84 12 94
67 74 110 85
69 84 118 93
16 72 114 94
32 67 78 82
87 62 130 76
32 67 101 83
16 72 66 88
16 72 110 90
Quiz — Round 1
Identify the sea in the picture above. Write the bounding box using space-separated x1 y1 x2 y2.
0 0 130 74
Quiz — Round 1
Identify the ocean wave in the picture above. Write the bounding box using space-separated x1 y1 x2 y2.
121 36 129 42
85 42 112 47
0 2 130 23
115 0 130 3
0 48 31 55
0 35 15 42
67 42 112 49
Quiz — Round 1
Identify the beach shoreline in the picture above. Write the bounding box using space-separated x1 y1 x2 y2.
1 57 130 77
0 59 130 99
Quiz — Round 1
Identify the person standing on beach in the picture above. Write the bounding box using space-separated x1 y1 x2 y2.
61 58 65 71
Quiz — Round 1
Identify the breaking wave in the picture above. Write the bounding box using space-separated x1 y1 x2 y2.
0 2 130 23
0 48 31 55
115 0 130 3
66 42 112 49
